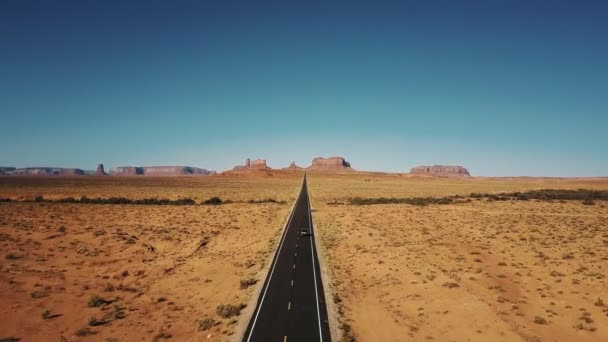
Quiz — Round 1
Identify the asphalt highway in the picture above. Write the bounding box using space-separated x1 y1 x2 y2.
242 176 331 342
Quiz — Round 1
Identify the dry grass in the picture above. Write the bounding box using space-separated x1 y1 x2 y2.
308 172 608 342
0 172 301 203
2 172 607 341
0 173 300 341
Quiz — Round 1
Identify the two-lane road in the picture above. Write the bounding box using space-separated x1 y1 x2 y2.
243 175 331 342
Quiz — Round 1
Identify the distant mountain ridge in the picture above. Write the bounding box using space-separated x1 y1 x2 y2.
1 159 474 177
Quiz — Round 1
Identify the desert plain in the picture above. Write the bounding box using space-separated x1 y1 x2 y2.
1 172 607 342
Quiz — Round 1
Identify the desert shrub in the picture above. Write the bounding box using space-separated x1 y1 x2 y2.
30 291 48 298
239 278 257 289
197 317 217 331
34 196 45 202
0 198 11 202
582 199 595 205
534 316 548 324
88 295 111 307
442 282 460 288
341 323 356 342
111 305 127 320
88 316 104 326
5 253 22 260
75 327 96 336
216 304 246 318
0 337 21 342
333 293 342 304
203 197 223 205
173 198 196 205
57 197 77 203
41 309 51 319
247 198 286 204
106 197 132 204
155 332 172 340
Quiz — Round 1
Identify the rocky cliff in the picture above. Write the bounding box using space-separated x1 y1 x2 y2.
111 166 143 175
410 165 471 177
250 159 268 169
307 156 352 171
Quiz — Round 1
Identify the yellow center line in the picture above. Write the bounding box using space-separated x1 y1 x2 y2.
288 301 291 310
284 336 287 342
291 279 294 286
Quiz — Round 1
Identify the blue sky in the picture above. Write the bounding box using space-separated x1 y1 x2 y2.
1 1 607 176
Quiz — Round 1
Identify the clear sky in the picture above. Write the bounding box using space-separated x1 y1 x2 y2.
1 1 607 176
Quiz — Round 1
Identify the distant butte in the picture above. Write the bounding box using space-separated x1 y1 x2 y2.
410 165 471 177
96 163 108 176
233 158 270 171
282 161 303 170
306 156 353 171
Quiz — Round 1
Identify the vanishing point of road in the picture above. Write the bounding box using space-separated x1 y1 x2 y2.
242 175 332 342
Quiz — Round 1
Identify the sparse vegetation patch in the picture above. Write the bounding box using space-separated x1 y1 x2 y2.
22 196 198 205
197 317 218 331
88 295 112 307
470 189 608 202
203 197 224 205
215 303 246 318
341 189 608 206
247 198 287 204
348 196 456 206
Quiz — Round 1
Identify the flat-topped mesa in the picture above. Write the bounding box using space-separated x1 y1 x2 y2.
410 165 471 177
111 166 215 176
111 166 143 175
142 166 215 176
5 167 85 176
307 156 353 171
96 164 108 176
233 158 270 170
250 159 268 169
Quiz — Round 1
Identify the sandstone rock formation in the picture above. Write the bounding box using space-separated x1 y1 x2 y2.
251 159 268 168
410 165 471 177
111 166 215 176
143 166 215 176
111 166 143 175
282 161 303 170
7 167 85 176
307 156 352 171
233 158 270 170
96 164 107 176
